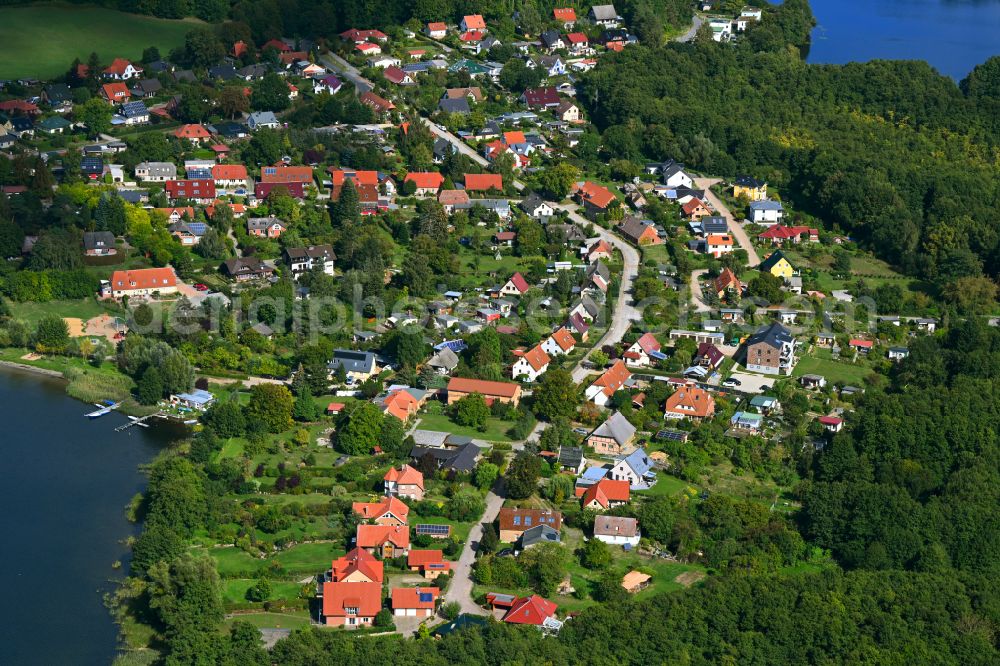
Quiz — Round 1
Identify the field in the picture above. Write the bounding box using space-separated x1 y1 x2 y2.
9 298 118 328
0 4 200 79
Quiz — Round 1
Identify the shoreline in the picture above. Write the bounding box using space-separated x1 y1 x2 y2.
0 359 67 380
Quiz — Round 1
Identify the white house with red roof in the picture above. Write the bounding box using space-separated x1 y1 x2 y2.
425 22 448 39
384 464 424 500
103 58 142 80
488 594 561 631
542 327 576 356
512 345 551 382
500 272 531 297
585 360 631 407
625 332 662 368
460 14 487 32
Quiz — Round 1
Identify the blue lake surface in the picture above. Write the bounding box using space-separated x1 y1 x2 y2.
807 0 1000 79
0 368 181 665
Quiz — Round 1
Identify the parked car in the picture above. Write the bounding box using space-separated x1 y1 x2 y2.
193 283 209 291
722 378 741 387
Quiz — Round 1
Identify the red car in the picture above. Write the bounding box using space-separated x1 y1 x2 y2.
193 283 209 291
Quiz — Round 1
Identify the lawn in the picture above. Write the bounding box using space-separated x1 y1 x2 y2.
222 579 305 606
793 354 873 385
417 403 528 443
9 298 118 328
222 611 313 631
633 474 690 498
0 4 200 79
200 542 344 579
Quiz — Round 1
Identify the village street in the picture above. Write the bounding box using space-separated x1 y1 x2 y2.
443 484 506 616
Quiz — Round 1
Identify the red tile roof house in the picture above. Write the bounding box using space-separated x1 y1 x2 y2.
585 359 632 407
383 66 415 85
101 82 131 104
425 22 448 39
553 7 578 27
438 189 470 213
849 338 874 353
581 478 631 510
173 123 212 143
108 267 178 299
490 594 559 628
352 496 410 526
211 164 249 190
356 524 410 558
320 580 382 627
384 464 425 500
340 28 389 43
407 550 451 579
512 344 551 383
625 332 662 368
260 164 314 185
575 181 616 218
586 239 613 262
359 91 396 117
500 271 531 297
329 547 384 583
520 86 561 110
355 42 382 56
714 267 743 298
447 377 523 407
542 327 576 356
404 171 445 196
392 586 439 617
460 14 487 32
165 179 216 204
818 415 844 432
103 58 143 80
464 173 503 193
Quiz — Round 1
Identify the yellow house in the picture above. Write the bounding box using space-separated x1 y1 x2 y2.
733 175 767 201
759 250 794 279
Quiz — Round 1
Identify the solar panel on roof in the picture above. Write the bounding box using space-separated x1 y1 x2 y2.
418 592 434 602
656 429 687 441
415 523 451 536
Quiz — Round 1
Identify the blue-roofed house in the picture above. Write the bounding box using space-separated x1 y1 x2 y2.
749 199 784 226
731 411 763 433
608 448 656 490
170 389 215 410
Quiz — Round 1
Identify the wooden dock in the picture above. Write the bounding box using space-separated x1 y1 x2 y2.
114 412 164 432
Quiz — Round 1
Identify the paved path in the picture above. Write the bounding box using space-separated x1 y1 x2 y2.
319 52 373 92
675 15 705 43
695 177 760 266
689 268 712 313
445 485 505 616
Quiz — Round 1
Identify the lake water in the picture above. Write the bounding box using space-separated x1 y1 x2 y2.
0 368 182 665
807 0 1000 79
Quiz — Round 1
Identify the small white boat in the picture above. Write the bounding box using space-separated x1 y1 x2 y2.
85 401 121 419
